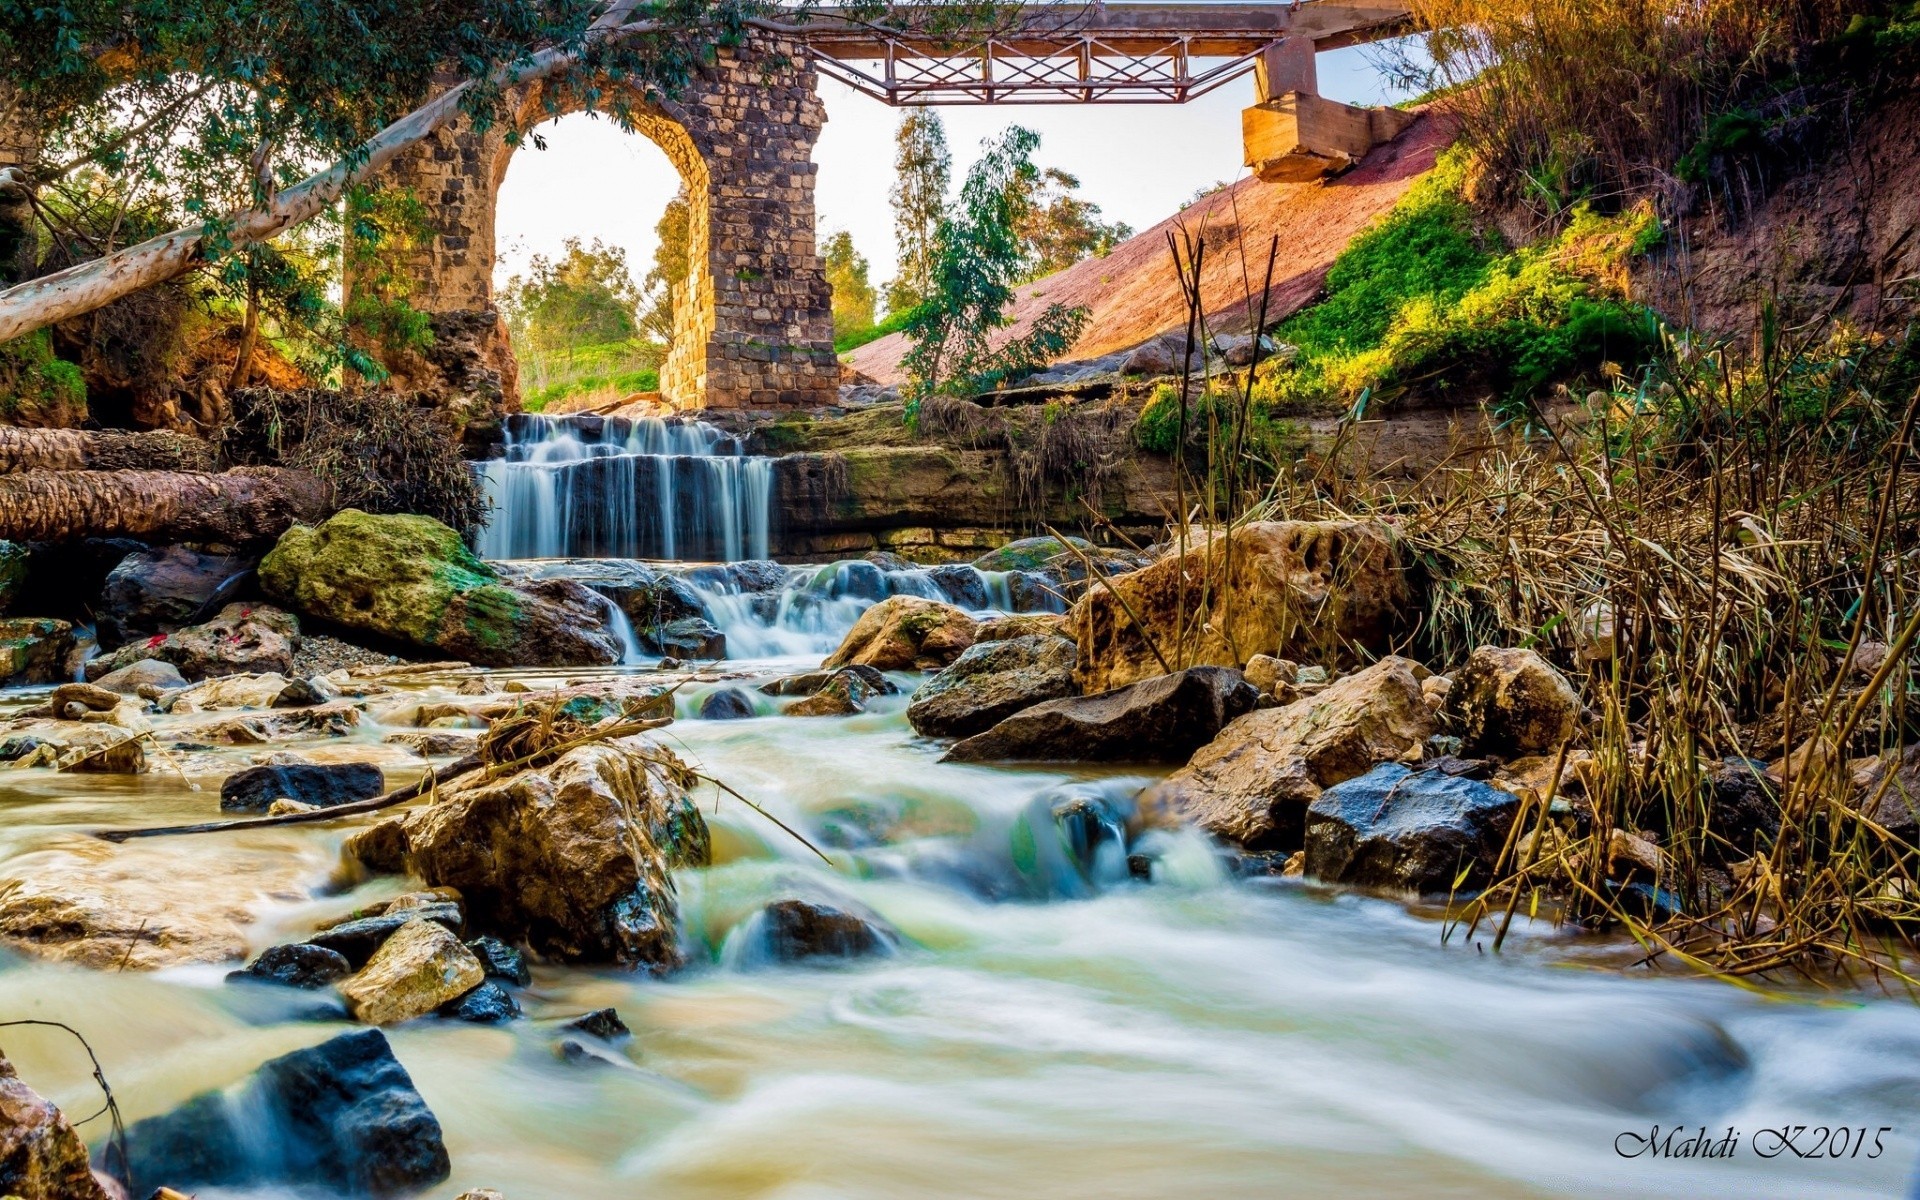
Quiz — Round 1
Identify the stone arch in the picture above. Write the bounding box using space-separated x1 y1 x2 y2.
349 34 839 418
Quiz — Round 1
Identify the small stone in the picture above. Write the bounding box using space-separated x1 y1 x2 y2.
438 980 521 1024
49 682 119 713
220 761 385 813
308 903 463 967
229 942 352 989
339 919 485 1026
563 1008 631 1041
465 935 531 986
698 687 757 719
757 897 897 963
267 798 320 816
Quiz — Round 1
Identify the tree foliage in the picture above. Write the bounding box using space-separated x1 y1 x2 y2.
822 229 877 339
639 188 690 346
886 107 950 317
1006 166 1131 282
900 125 1089 410
501 236 642 357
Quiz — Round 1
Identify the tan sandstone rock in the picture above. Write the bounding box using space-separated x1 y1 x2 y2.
1442 647 1580 757
0 1050 112 1200
339 918 484 1026
1139 656 1434 849
1072 521 1414 693
823 595 977 672
373 736 711 967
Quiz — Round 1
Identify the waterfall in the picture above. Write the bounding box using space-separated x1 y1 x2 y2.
474 413 772 561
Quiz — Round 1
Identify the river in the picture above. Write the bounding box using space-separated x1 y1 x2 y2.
1 415 1916 1198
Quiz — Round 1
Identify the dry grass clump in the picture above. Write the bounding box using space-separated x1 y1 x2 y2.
220 387 485 532
1246 316 1920 987
918 393 1137 517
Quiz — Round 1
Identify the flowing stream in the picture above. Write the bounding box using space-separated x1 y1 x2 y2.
1 676 1917 1199
0 413 1915 1198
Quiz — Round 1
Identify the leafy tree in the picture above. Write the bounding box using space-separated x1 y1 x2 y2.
501 236 641 360
1007 166 1132 282
821 229 876 339
900 125 1089 410
639 188 690 345
885 107 950 316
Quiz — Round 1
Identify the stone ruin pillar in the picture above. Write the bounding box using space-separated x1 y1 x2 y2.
348 34 840 420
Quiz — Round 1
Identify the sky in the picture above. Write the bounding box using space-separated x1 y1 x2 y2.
493 39 1421 291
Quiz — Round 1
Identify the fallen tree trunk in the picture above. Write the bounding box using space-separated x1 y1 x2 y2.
0 467 331 543
0 426 218 473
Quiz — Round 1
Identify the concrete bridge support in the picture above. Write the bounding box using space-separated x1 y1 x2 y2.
350 33 840 418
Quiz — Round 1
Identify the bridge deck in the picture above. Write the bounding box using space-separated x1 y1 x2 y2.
795 3 1412 104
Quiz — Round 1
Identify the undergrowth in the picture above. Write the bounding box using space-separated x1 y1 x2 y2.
513 338 662 413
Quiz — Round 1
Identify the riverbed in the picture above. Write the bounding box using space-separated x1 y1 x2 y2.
1 657 1916 1200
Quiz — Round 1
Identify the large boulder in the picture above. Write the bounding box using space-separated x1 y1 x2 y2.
339 919 486 1026
907 635 1079 738
259 509 622 667
121 1029 450 1198
1071 521 1414 692
85 602 298 681
944 666 1258 764
95 545 252 648
1442 646 1581 757
0 1051 112 1200
823 594 977 672
220 761 385 813
1139 657 1434 850
365 736 710 967
0 618 73 686
1304 762 1521 893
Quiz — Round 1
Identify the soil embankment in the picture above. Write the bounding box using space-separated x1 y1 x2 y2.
845 112 1459 386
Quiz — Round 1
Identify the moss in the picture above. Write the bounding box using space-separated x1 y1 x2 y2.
0 329 88 426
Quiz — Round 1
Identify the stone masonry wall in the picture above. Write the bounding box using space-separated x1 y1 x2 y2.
352 35 839 412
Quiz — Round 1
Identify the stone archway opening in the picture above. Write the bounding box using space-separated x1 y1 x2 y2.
350 36 840 418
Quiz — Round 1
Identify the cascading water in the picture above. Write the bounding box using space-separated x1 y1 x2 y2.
474 413 772 562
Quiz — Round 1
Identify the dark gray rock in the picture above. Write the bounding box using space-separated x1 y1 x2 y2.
643 616 725 659
682 560 789 595
96 546 253 649
228 943 352 990
1006 569 1067 613
760 664 896 697
437 981 520 1025
908 635 1079 738
757 897 898 963
698 687 758 720
563 1008 630 1041
308 904 463 968
944 666 1258 764
220 762 385 813
1304 762 1521 893
465 935 530 986
926 565 989 610
0 734 47 762
120 1028 449 1198
1709 756 1779 855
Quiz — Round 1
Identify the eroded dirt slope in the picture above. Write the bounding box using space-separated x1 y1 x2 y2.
845 111 1458 386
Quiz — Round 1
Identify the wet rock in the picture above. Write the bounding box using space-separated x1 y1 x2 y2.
220 761 385 813
309 904 464 968
1304 762 1521 893
0 1050 113 1200
465 935 531 986
974 612 1066 641
339 918 485 1026
1072 521 1413 692
87 603 299 682
455 1190 506 1200
698 687 758 720
945 666 1258 764
1005 569 1068 613
926 564 990 609
49 682 119 713
121 1028 450 1198
174 701 360 745
95 545 252 648
438 980 520 1024
1442 646 1580 758
759 664 896 696
787 669 879 716
342 820 412 876
91 657 186 694
644 616 725 659
1855 743 1920 839
907 635 1079 738
823 594 977 672
0 734 47 761
681 559 789 595
166 671 292 711
0 618 74 686
1139 657 1435 850
563 1008 630 1041
260 509 622 667
383 729 481 757
273 675 340 707
230 942 353 989
973 535 1133 577
756 897 898 963
396 736 709 967
1708 757 1780 855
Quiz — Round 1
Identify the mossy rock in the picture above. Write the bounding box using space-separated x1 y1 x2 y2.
972 536 1092 573
260 510 620 667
